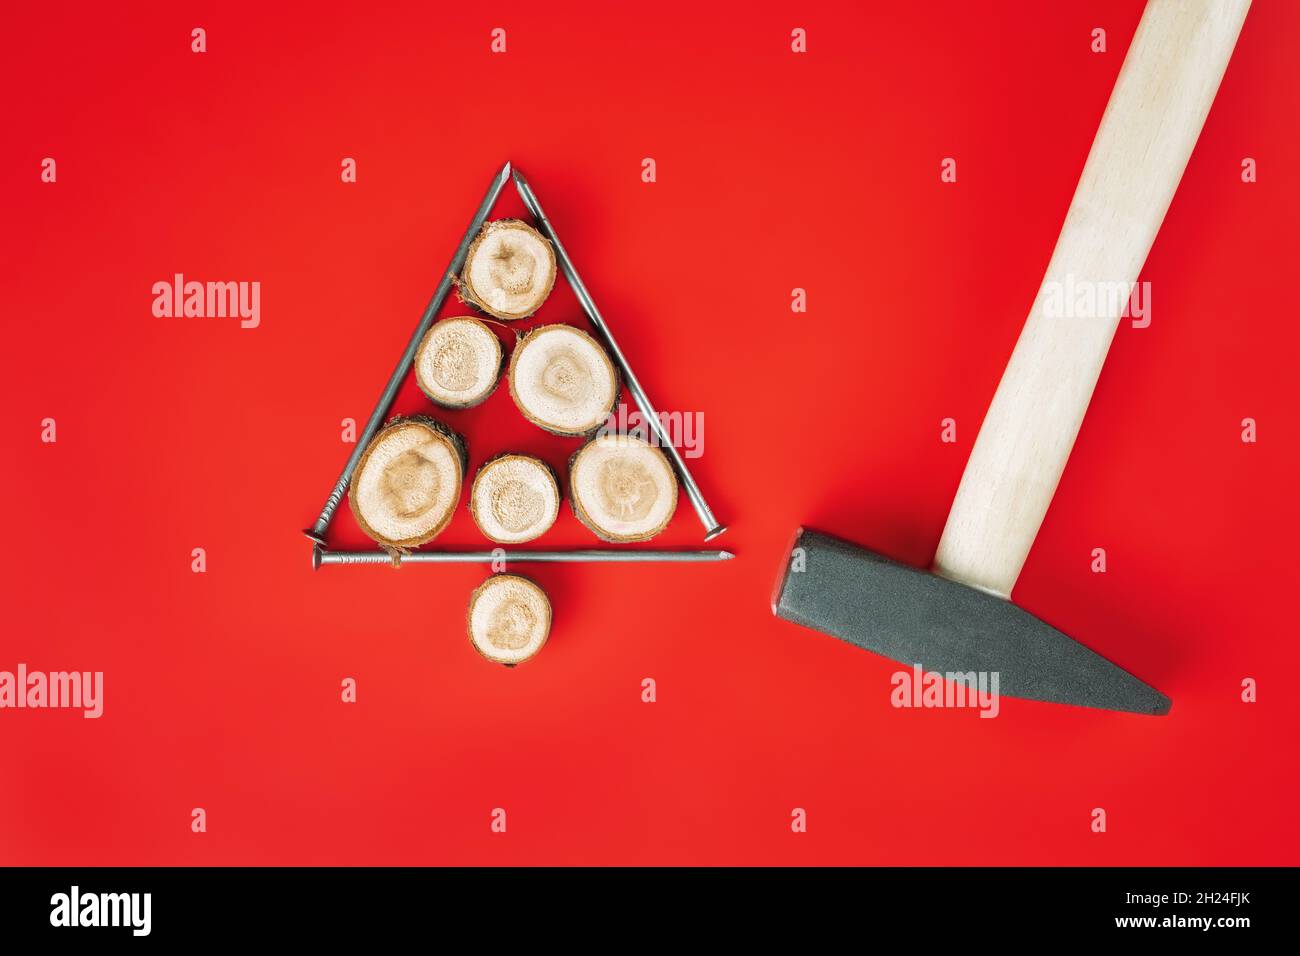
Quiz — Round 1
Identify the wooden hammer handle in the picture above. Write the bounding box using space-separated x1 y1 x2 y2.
933 0 1250 599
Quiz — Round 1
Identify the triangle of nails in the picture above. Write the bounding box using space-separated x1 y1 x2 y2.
302 161 729 567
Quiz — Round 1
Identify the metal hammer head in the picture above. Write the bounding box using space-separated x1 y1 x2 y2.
773 529 1170 716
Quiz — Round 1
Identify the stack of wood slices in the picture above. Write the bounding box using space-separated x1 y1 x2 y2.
347 219 680 666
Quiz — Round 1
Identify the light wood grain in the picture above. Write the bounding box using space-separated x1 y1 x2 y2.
932 0 1250 599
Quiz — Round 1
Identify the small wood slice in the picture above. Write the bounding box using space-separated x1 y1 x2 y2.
459 219 557 320
469 453 561 544
569 433 678 542
467 573 552 665
508 324 619 436
414 316 504 408
347 416 467 548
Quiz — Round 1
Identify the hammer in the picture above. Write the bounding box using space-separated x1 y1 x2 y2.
773 0 1250 715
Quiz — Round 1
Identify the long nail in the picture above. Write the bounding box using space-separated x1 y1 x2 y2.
303 161 514 545
313 545 733 567
512 167 726 542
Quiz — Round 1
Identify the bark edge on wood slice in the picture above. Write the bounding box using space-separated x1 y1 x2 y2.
347 415 468 550
414 316 504 409
458 218 557 321
508 324 620 437
469 453 561 544
569 433 678 542
467 573 552 665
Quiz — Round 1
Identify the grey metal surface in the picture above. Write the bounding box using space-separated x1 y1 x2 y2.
303 161 514 546
512 167 726 542
773 529 1170 716
315 546 733 567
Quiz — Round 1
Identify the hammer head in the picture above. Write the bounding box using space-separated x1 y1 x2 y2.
773 529 1170 716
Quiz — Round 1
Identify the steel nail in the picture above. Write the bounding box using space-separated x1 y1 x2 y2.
511 167 727 542
313 546 733 566
303 161 514 545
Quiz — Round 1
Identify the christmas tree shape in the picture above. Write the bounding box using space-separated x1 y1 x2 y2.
302 162 729 569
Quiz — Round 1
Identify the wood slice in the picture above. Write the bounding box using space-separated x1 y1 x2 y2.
459 219 557 320
508 324 619 437
347 415 467 548
568 433 678 542
467 573 551 665
414 316 504 409
469 453 561 544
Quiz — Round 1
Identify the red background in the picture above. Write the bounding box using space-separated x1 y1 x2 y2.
2 1 1296 865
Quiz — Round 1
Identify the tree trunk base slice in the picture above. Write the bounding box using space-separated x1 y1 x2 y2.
459 219 557 321
469 453 561 544
508 324 620 437
348 415 467 548
569 434 678 542
467 573 552 665
414 316 504 409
